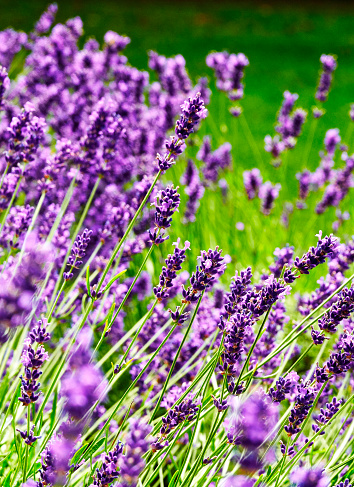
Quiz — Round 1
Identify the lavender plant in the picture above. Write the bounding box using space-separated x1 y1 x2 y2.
0 6 354 487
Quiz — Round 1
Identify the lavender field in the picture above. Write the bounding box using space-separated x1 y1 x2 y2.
1 3 354 487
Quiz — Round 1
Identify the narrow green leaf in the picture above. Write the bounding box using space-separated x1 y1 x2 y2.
168 470 179 487
50 388 58 430
86 264 91 297
102 269 127 293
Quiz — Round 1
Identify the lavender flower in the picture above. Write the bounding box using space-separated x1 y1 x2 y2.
34 3 58 35
269 245 294 278
312 397 343 434
63 228 92 280
0 66 9 110
311 327 328 345
17 426 41 445
324 128 341 156
91 441 123 486
316 54 337 102
318 286 354 333
153 239 189 300
264 135 285 160
152 398 199 450
19 320 50 406
243 168 263 200
5 102 46 169
157 93 207 172
168 306 190 326
294 232 338 275
175 93 207 139
117 419 152 487
206 51 249 100
290 466 329 487
259 181 281 215
334 480 353 487
182 247 225 303
285 382 316 436
226 390 278 471
268 376 293 402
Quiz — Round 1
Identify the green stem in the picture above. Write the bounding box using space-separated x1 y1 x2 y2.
22 405 30 482
12 190 46 272
109 244 155 333
303 117 318 166
96 170 161 293
0 162 9 192
0 174 23 238
149 293 204 423
80 323 178 447
284 343 314 378
50 175 101 304
239 113 264 167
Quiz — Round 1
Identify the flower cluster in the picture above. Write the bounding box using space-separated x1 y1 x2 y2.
206 51 249 100
182 247 225 303
91 442 123 486
152 398 199 451
19 320 50 406
153 239 190 301
63 228 92 280
226 391 279 471
315 54 337 102
285 382 316 436
157 93 207 172
294 231 339 274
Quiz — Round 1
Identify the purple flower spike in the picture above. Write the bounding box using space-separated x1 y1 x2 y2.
92 441 123 486
294 231 338 275
206 50 249 100
312 397 343 434
290 466 329 487
264 135 285 160
268 376 293 403
259 181 281 215
0 66 10 110
243 168 263 200
311 326 328 345
285 381 316 436
17 425 41 445
317 286 354 333
153 239 189 301
118 418 152 487
324 128 341 156
269 245 294 278
64 228 92 280
175 92 207 140
153 185 181 230
19 323 50 406
34 3 58 35
169 306 190 326
154 91 208 172
316 54 337 102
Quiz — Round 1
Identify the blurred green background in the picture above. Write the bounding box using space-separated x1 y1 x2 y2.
1 0 354 289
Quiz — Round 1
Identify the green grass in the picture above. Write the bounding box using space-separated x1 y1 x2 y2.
1 0 354 289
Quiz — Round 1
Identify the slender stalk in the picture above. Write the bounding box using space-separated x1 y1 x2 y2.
50 175 101 304
149 293 204 423
0 174 23 238
240 113 264 167
96 170 161 293
12 190 46 273
303 117 318 166
0 162 9 192
108 244 155 333
22 405 30 482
